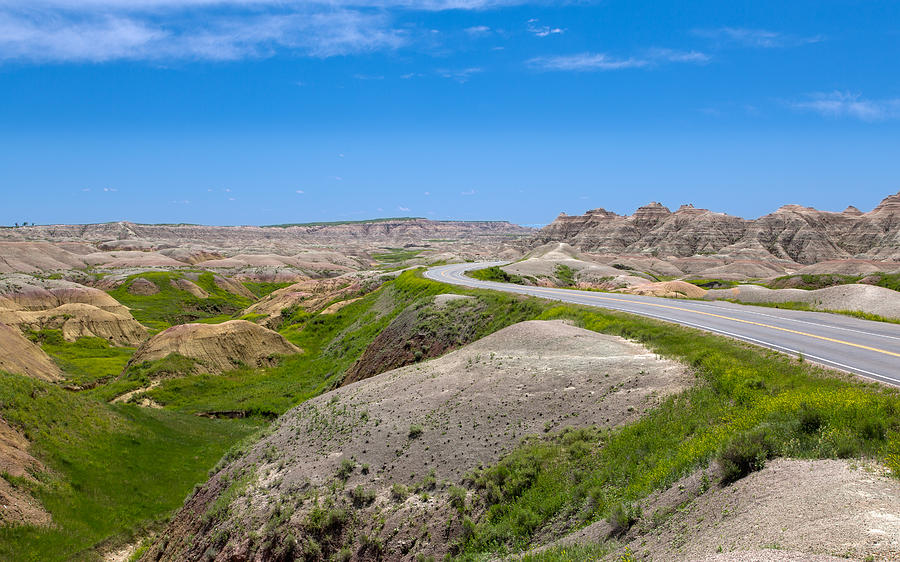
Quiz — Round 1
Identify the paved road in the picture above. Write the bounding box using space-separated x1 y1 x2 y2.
425 262 900 386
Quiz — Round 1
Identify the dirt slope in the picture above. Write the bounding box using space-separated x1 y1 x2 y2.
0 419 51 526
143 320 692 561
127 320 301 374
0 275 148 345
704 283 900 319
618 280 707 299
340 294 489 386
548 459 900 560
0 322 62 381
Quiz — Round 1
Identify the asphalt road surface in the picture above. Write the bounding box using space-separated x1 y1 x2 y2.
425 262 900 386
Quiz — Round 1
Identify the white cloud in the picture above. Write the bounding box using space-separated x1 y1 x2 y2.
791 91 900 121
464 25 490 36
647 48 709 63
526 19 563 38
461 189 476 195
423 191 430 195
0 2 429 62
439 67 482 82
0 0 545 63
103 187 118 192
397 205 410 211
296 189 305 194
528 48 709 72
528 53 647 71
693 27 822 48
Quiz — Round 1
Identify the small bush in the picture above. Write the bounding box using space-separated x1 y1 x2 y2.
606 502 641 537
336 459 355 480
391 483 409 501
448 485 467 512
350 485 376 506
408 424 424 439
718 428 775 484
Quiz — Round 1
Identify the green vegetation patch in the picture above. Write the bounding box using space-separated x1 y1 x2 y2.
0 371 260 561
467 266 527 285
686 278 740 289
372 248 423 263
451 300 900 558
26 329 135 387
107 271 254 332
242 281 294 299
554 264 576 287
768 272 900 292
263 217 421 228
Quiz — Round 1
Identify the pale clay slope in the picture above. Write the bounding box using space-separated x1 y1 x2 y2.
705 283 900 319
128 319 301 374
143 320 693 561
0 322 62 381
538 459 900 560
0 419 51 527
0 274 148 345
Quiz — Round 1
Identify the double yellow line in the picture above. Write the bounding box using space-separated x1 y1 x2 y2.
448 269 900 360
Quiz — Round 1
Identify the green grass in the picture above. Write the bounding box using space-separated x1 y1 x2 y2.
242 281 294 299
372 248 423 263
554 264 576 287
467 266 527 285
449 300 900 558
768 272 900 292
263 217 421 228
0 372 261 561
722 299 900 325
25 329 135 387
685 278 740 289
107 271 254 332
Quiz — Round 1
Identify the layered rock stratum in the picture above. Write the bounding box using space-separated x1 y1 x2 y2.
535 191 900 264
127 320 301 374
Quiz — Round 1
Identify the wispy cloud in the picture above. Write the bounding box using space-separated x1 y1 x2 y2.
526 18 563 38
790 91 900 121
464 25 491 36
397 205 410 211
461 189 476 195
0 0 535 63
693 27 823 48
528 49 707 72
439 67 482 82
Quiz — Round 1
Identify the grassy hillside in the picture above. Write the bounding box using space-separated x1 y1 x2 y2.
0 373 261 561
107 271 253 332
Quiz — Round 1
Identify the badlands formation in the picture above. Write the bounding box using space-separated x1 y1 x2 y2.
0 196 899 561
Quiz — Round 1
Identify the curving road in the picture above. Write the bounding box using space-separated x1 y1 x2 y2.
425 262 900 386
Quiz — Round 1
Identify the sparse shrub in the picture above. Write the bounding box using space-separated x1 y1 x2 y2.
448 485 466 512
337 459 355 480
606 502 641 537
408 424 424 439
391 483 409 501
718 428 775 484
350 484 376 506
360 534 384 556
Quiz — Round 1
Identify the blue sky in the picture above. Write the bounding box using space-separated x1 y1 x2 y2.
1 0 898 226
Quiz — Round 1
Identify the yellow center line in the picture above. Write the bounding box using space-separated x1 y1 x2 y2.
445 269 900 359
